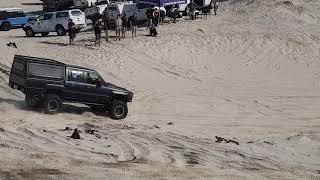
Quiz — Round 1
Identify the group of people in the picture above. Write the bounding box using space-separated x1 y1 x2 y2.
98 10 138 45
67 11 138 47
67 1 219 46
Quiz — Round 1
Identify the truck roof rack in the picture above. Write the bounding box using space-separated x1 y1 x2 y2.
14 55 66 66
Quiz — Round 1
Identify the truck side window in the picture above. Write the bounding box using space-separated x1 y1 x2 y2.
17 12 25 17
6 12 18 18
44 14 53 20
71 10 82 17
69 70 84 83
38 15 45 21
12 61 25 72
86 72 99 85
56 12 68 18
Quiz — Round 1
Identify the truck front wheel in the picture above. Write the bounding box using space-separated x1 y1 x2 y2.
25 94 42 108
44 94 62 114
108 100 128 120
25 27 35 37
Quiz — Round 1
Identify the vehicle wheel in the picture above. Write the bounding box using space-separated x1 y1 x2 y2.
25 94 42 108
108 100 128 120
1 22 11 31
25 27 35 37
44 94 62 114
56 25 66 36
41 32 49 37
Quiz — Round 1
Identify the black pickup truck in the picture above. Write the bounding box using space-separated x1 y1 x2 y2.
8 55 133 120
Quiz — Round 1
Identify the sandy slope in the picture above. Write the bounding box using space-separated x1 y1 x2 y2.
0 0 320 179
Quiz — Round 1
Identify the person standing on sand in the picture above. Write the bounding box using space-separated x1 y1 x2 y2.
102 9 110 42
115 14 122 41
146 8 153 29
121 13 127 39
188 2 196 20
94 20 101 47
128 13 137 38
68 19 76 45
213 0 218 16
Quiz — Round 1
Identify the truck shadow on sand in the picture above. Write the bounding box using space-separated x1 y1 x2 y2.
0 98 110 117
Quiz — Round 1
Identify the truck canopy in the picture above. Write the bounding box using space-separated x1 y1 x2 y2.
12 55 66 80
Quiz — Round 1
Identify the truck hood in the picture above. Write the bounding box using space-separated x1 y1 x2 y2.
104 83 133 94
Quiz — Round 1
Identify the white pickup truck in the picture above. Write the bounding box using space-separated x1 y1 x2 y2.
23 9 86 37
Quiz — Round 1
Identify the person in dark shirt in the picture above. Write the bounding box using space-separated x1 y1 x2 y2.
188 2 196 20
213 0 218 16
146 8 153 29
121 13 127 38
160 10 165 25
102 9 110 42
68 19 76 45
128 13 137 38
94 20 101 47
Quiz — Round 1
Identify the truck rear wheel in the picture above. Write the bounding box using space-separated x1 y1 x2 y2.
108 100 128 120
56 25 66 36
1 22 11 31
25 94 42 108
44 94 62 114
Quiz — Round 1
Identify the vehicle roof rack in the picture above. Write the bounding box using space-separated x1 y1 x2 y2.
14 55 66 66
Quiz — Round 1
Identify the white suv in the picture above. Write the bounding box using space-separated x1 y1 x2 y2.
23 9 86 37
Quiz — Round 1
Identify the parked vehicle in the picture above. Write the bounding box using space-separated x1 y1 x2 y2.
9 55 134 120
74 0 100 8
23 9 86 37
107 2 149 22
177 0 203 15
84 0 110 21
0 7 31 31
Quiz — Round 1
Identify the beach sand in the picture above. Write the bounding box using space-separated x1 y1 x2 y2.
0 0 319 179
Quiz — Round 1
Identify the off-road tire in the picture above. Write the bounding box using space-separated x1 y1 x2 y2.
56 25 66 36
25 27 35 37
1 22 11 31
108 100 128 120
41 32 49 37
44 94 62 114
25 94 42 108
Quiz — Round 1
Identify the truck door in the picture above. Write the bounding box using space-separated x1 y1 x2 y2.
43 13 55 32
83 71 111 104
33 14 45 32
64 68 89 102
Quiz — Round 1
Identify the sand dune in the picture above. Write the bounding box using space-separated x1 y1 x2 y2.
0 0 320 179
